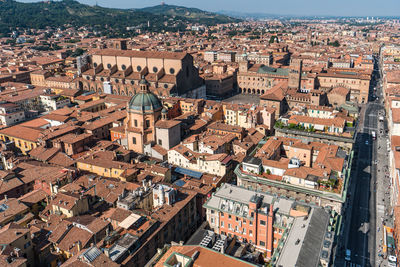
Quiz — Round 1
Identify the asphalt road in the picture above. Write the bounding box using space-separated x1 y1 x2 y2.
345 102 379 267
334 55 386 267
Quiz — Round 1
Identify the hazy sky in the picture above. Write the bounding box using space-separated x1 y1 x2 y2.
19 0 400 17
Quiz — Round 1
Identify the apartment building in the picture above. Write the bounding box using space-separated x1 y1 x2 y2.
204 183 332 265
168 144 232 177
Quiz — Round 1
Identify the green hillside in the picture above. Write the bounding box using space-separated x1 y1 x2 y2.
0 0 241 36
139 4 241 25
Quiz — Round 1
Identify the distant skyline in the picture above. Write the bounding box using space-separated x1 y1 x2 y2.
18 0 400 17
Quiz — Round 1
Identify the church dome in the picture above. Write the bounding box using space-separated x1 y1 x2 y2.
128 76 162 112
128 91 162 111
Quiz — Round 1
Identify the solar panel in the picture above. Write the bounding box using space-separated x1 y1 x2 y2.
174 180 186 187
82 246 101 263
0 204 9 212
174 167 203 179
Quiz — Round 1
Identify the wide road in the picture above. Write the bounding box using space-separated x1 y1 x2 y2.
346 102 380 267
343 55 384 267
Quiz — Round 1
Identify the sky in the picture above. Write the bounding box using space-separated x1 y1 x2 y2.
19 0 400 17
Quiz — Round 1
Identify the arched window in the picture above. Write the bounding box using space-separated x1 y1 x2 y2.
130 80 135 85
93 62 98 68
137 66 142 72
170 68 175 74
121 64 126 70
164 84 168 89
107 63 112 69
153 67 158 73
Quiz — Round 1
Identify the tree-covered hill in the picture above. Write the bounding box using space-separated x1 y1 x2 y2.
139 4 241 25
0 0 241 36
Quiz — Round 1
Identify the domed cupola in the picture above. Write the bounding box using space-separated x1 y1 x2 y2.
128 76 162 112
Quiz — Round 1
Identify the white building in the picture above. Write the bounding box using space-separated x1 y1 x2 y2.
168 144 231 177
40 94 70 111
0 103 25 126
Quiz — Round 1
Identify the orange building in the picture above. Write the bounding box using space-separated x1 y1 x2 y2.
125 77 163 154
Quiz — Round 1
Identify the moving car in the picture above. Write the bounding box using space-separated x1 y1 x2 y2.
345 249 351 261
388 255 397 267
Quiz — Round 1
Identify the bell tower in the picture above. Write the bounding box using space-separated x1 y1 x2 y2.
288 60 303 90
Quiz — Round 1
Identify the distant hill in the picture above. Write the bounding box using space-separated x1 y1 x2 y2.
139 4 241 25
0 0 241 36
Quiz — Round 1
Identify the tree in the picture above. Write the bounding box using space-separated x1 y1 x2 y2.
71 48 86 57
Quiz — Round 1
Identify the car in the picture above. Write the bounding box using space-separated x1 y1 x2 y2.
345 249 351 261
388 255 397 267
365 140 369 145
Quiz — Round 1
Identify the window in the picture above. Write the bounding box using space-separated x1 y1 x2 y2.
260 220 266 226
153 67 158 73
158 139 162 145
164 84 169 89
221 221 224 228
132 137 136 144
259 241 266 246
228 215 231 219
93 62 98 68
228 223 232 230
137 66 142 71
134 120 138 127
221 212 224 217
146 120 150 128
249 230 253 236
100 77 104 82
121 64 126 70
211 218 214 224
24 241 31 249
169 68 175 74
243 228 246 234
107 63 112 69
